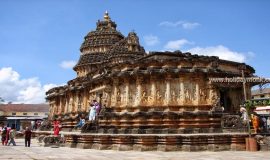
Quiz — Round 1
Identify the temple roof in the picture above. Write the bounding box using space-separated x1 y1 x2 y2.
106 32 145 63
80 11 124 54
74 52 105 69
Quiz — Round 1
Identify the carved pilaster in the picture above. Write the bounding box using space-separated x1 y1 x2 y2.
149 76 157 105
62 98 66 114
208 84 218 105
83 89 88 111
194 78 200 105
111 79 119 107
65 96 69 113
124 79 129 106
165 76 172 105
179 78 185 105
135 77 143 106
59 97 62 114
75 92 79 112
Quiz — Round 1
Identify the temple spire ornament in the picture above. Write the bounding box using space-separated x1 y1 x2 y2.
104 10 110 21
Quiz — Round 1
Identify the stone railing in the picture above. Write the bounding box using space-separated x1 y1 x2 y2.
221 114 246 132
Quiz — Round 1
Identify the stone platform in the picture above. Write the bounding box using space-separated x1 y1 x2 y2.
34 131 249 152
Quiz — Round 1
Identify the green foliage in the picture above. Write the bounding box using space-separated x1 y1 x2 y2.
253 101 257 106
0 97 4 104
263 100 268 106
245 100 255 115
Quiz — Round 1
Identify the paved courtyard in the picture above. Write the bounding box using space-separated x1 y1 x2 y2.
0 139 269 160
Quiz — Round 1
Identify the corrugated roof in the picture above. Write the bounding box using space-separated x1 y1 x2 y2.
0 104 49 112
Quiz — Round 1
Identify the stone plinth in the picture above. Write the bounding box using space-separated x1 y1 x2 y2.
64 133 248 151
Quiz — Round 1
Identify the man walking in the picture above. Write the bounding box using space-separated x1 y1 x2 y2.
8 127 16 146
24 127 32 147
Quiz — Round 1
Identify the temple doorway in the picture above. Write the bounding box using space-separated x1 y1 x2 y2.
219 89 232 113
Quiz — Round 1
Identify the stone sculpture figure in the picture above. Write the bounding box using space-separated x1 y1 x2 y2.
141 91 148 103
156 90 162 104
116 89 121 102
171 90 176 102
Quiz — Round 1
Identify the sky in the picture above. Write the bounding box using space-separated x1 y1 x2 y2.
0 0 270 103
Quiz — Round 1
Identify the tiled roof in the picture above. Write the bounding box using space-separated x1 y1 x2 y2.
0 104 49 112
252 88 270 95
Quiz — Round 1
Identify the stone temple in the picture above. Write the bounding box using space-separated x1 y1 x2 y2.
45 12 256 151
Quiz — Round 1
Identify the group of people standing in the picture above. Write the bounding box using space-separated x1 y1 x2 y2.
88 100 101 121
240 106 269 134
1 126 32 147
1 127 16 146
74 100 101 129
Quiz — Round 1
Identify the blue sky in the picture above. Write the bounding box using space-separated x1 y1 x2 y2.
0 0 269 103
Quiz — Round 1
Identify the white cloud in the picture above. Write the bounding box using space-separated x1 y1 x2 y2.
159 21 200 29
164 39 193 50
143 35 160 46
182 22 200 30
60 60 76 69
0 67 59 104
187 45 249 62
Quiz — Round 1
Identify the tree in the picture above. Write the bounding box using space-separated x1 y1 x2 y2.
0 97 4 104
244 100 255 137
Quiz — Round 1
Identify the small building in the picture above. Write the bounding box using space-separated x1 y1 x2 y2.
0 104 49 130
251 89 270 131
252 88 270 99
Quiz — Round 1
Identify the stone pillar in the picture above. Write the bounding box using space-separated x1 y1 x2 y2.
150 77 157 105
165 76 171 105
62 97 65 113
103 87 111 108
135 77 143 106
59 97 62 114
208 84 218 105
82 90 86 111
68 94 72 112
66 99 69 113
124 79 129 107
55 98 58 114
195 79 200 105
111 79 119 107
179 78 185 105
65 97 69 113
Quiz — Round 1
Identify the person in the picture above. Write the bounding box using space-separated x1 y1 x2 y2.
240 107 248 125
89 104 96 121
4 128 11 145
24 127 32 147
252 114 259 134
93 100 101 116
1 127 7 145
8 128 16 146
261 117 267 132
75 117 85 129
53 120 61 136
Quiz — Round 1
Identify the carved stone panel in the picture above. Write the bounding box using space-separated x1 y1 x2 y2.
170 79 180 105
183 82 196 105
155 81 165 106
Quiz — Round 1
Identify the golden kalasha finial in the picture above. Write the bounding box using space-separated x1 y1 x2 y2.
104 10 110 21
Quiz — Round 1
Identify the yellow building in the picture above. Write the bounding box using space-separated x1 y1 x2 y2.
0 104 49 130
252 88 270 99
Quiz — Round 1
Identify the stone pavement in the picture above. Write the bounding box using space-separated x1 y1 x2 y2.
0 139 269 160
